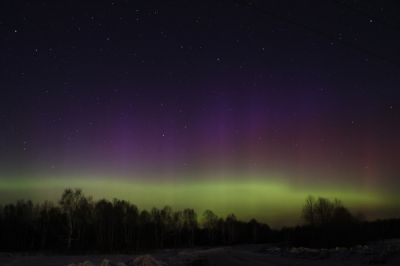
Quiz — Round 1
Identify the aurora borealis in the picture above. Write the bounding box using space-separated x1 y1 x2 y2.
1 1 400 226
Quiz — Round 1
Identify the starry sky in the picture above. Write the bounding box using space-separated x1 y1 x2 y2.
0 0 400 226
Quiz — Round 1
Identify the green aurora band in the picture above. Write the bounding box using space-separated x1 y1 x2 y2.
0 174 398 227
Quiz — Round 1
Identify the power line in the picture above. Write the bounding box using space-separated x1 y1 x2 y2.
332 0 400 32
233 0 400 69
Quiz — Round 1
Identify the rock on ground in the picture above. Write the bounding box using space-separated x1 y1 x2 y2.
126 255 167 266
68 255 166 266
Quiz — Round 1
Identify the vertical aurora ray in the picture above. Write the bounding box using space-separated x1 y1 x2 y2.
1 1 400 227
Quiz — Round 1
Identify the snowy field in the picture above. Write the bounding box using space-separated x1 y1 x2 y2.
1 240 400 266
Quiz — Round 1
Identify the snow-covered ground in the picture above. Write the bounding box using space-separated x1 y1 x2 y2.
1 240 400 266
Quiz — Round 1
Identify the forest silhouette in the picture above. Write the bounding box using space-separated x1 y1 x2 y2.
0 188 399 253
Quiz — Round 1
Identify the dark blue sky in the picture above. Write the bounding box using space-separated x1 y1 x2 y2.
0 0 399 186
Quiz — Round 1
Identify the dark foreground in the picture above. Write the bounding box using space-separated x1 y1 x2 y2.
1 240 400 266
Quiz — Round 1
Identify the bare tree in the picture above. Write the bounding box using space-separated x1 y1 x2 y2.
302 195 316 225
59 188 87 250
302 196 354 226
315 197 335 225
202 210 218 243
172 210 183 247
225 213 237 244
183 208 198 246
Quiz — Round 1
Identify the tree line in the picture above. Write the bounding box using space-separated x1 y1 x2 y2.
281 195 400 247
0 189 399 252
0 188 271 252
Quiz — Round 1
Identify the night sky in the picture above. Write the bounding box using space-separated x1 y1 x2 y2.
1 0 400 226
